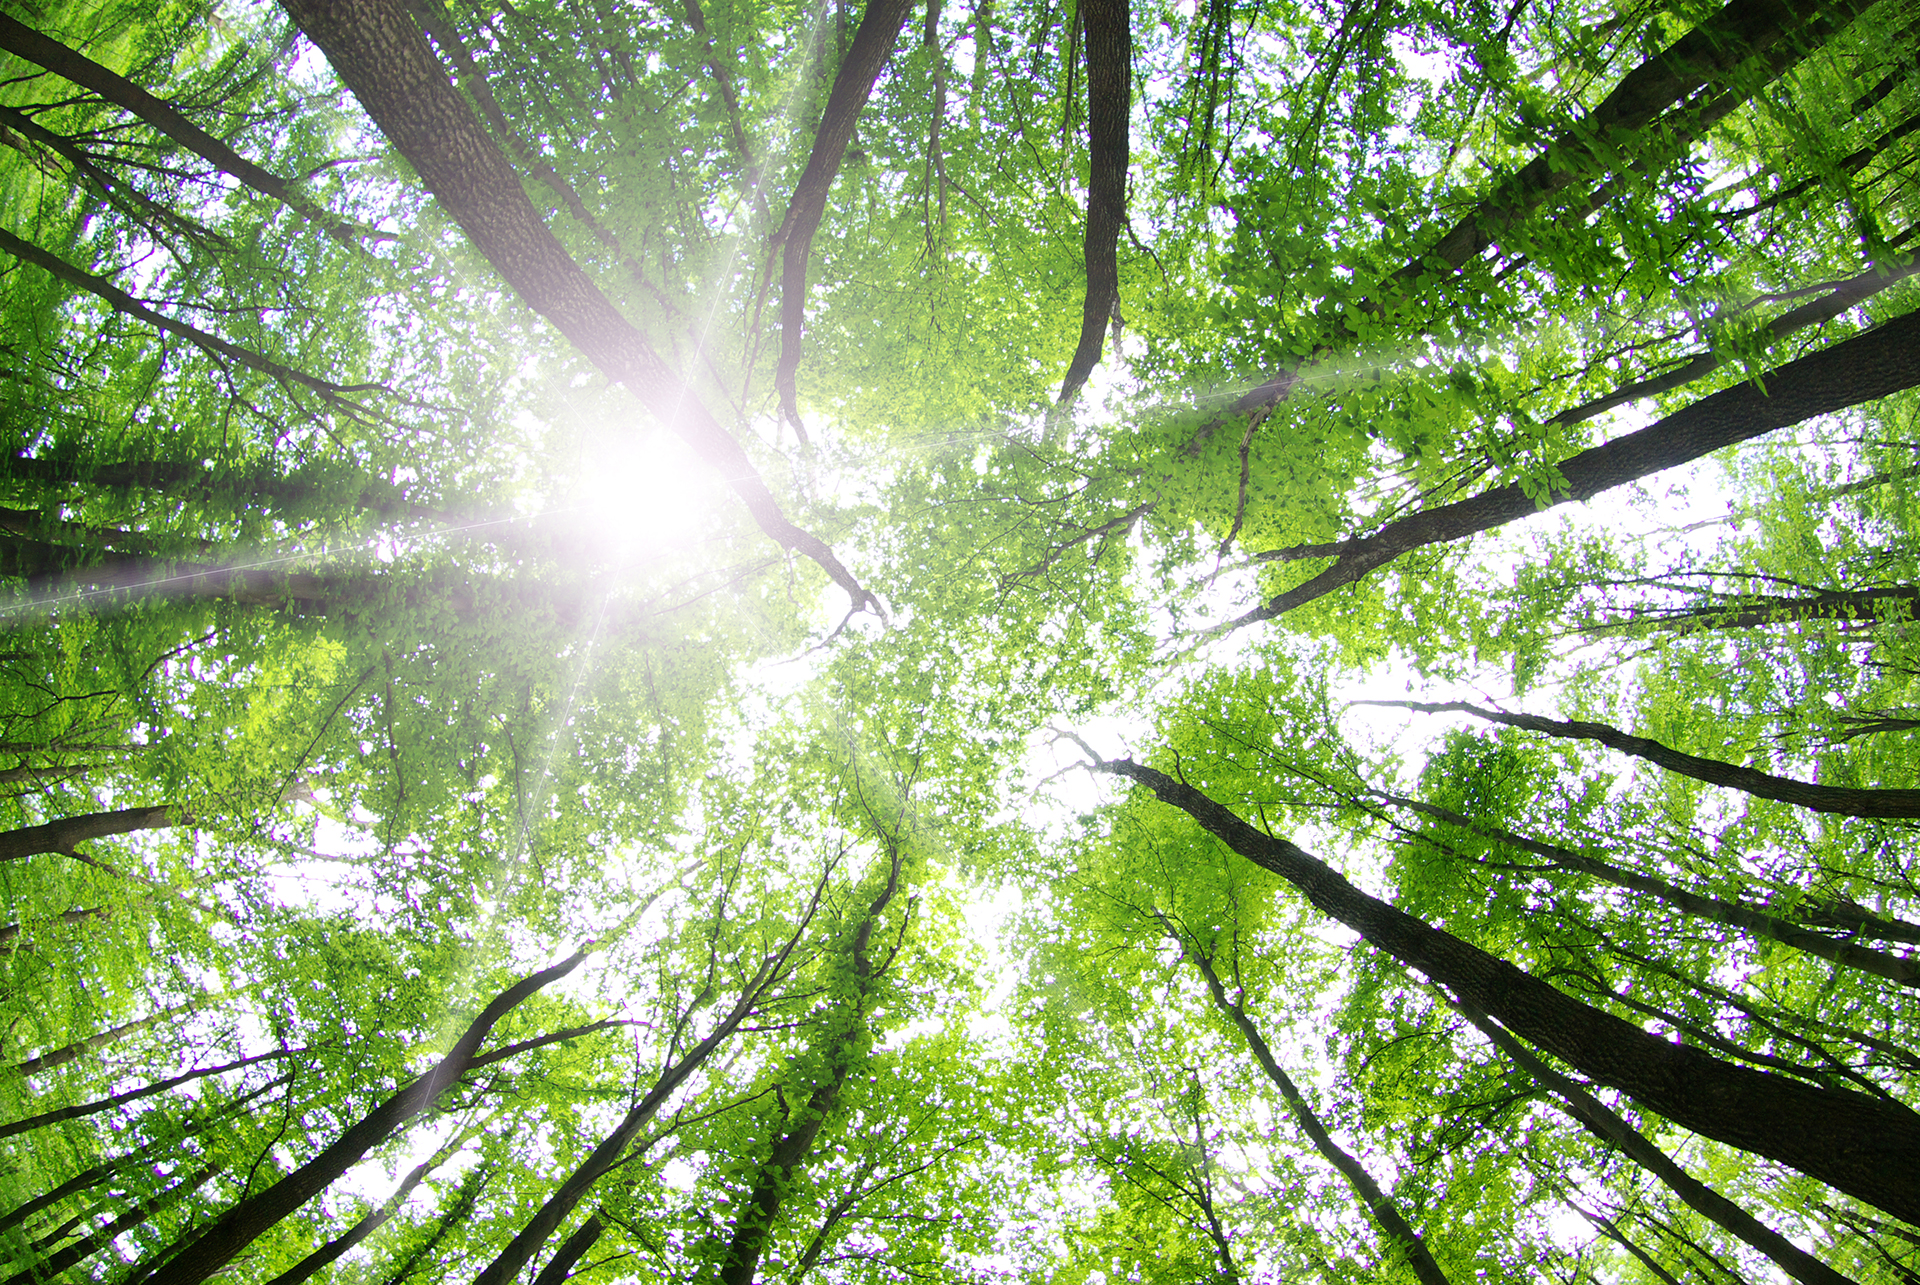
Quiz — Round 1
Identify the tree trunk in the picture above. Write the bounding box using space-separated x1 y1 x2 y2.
260 1149 445 1285
1400 700 1920 821
715 844 905 1285
0 12 357 242
1232 306 1920 626
278 0 874 611
1379 789 1920 985
771 0 918 432
1055 0 1130 407
139 949 587 1285
0 1052 294 1139
468 896 826 1285
0 1165 219 1285
1173 924 1453 1285
530 1214 604 1285
0 804 176 864
0 905 107 952
1095 756 1920 1222
1451 996 1861 1285
1588 583 1920 635
11 998 196 1075
1227 0 1880 413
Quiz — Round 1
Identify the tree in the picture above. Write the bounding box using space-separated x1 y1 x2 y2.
4 0 1920 1279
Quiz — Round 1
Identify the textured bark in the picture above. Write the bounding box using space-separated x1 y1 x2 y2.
140 950 588 1285
0 12 356 241
1055 0 1130 407
1380 790 1920 986
771 0 917 430
1097 756 1920 1222
1232 306 1920 626
278 0 875 609
0 805 175 863
1411 700 1920 822
1455 999 1860 1285
1176 929 1452 1285
1228 0 1877 413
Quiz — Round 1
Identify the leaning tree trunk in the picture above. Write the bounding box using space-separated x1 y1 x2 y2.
1095 756 1920 1222
1230 306 1920 627
138 949 587 1285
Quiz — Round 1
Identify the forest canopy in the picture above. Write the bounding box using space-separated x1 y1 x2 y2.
2 0 1919 1281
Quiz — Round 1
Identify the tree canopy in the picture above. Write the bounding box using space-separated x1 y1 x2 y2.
2 0 1918 1281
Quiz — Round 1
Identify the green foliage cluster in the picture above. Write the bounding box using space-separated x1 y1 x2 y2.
2 0 1919 1280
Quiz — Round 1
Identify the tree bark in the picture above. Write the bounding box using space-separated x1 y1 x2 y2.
1548 250 1920 430
260 1149 443 1285
0 805 174 864
11 998 196 1075
1055 0 1129 407
0 1052 294 1139
1230 306 1920 627
1452 997 1859 1285
139 949 588 1285
1173 924 1453 1285
1400 700 1920 822
0 227 386 417
1377 790 1919 986
771 0 917 431
1590 583 1920 635
1227 0 1880 413
1094 756 1920 1223
278 0 875 612
0 12 358 242
0 1165 219 1285
468 896 825 1285
530 1214 604 1285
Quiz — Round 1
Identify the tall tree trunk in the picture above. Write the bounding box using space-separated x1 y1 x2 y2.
1171 922 1453 1285
1451 997 1859 1285
261 1144 455 1285
0 12 358 243
1587 583 1920 635
278 0 875 612
468 890 828 1285
770 0 918 433
0 1053 295 1139
0 804 176 864
1093 755 1920 1222
1377 790 1920 984
1055 0 1130 408
11 998 197 1075
1395 700 1920 822
530 1214 604 1285
139 949 588 1285
0 1165 219 1285
1229 307 1920 627
1226 0 1881 414
713 843 904 1285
